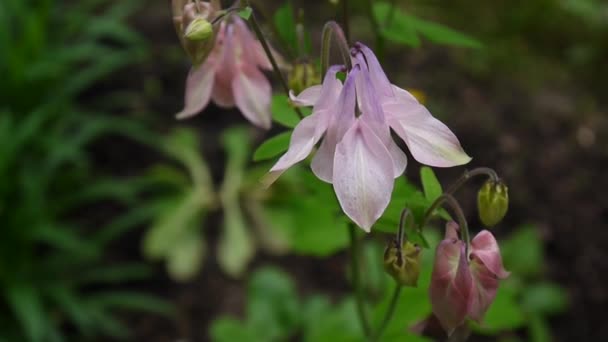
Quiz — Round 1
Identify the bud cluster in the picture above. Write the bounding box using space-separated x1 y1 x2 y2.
172 0 220 65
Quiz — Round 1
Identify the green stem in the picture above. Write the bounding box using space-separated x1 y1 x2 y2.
420 167 499 231
349 225 372 338
421 194 471 252
373 283 402 341
245 1 304 119
320 21 353 75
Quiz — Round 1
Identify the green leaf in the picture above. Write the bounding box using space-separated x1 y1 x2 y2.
501 225 544 278
528 314 552 342
373 2 481 49
167 231 206 282
273 2 297 54
247 267 300 340
473 286 526 334
217 200 255 278
420 167 442 202
271 94 301 128
253 131 292 161
238 7 253 20
521 283 568 315
304 298 363 342
5 285 48 342
374 2 420 47
408 16 483 49
211 317 257 342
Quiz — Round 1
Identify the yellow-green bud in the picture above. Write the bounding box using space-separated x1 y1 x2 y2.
288 62 321 95
477 180 509 227
383 241 421 287
185 17 213 41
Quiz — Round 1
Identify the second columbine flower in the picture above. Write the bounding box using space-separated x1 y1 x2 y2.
267 43 471 231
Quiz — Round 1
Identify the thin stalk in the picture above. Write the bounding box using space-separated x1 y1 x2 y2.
420 167 499 231
245 1 304 119
373 283 402 341
349 225 372 338
421 194 471 252
320 21 352 75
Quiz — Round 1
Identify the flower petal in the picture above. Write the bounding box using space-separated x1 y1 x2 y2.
385 102 472 167
311 68 356 182
468 255 501 322
176 62 216 119
471 230 510 279
289 86 322 107
264 114 321 187
232 66 272 129
332 119 394 231
212 22 236 107
429 240 473 335
356 43 394 97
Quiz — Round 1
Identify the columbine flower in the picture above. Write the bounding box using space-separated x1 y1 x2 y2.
176 5 274 129
429 222 510 335
266 43 470 230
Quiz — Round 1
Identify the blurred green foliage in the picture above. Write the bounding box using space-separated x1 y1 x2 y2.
0 0 171 340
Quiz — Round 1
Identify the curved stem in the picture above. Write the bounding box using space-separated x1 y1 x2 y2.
245 1 304 119
373 283 402 341
321 21 353 75
421 194 470 252
348 225 372 338
420 167 499 231
444 167 499 195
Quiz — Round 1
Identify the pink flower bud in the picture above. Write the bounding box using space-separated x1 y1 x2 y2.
429 222 509 335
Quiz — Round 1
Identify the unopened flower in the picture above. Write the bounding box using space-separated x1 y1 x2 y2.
266 43 469 230
429 222 509 335
477 179 509 227
176 7 277 129
384 240 422 287
172 0 219 65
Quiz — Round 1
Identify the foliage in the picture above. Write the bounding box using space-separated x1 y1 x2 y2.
0 0 170 340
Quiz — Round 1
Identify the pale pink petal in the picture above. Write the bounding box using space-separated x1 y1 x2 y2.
332 119 394 231
468 255 501 322
386 138 407 177
429 241 473 335
176 62 216 119
232 66 272 129
312 65 345 113
311 68 356 182
212 23 236 107
385 102 472 167
264 114 321 187
471 230 510 279
356 43 394 97
289 86 322 107
389 84 419 104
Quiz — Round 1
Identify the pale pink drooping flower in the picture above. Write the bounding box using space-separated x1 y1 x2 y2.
266 43 470 231
177 13 274 129
429 222 510 335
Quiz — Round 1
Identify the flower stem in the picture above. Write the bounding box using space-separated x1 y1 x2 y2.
419 167 499 231
321 21 353 75
421 194 471 252
348 224 372 338
373 283 402 341
245 1 304 119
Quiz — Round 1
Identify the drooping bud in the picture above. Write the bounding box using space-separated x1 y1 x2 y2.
288 62 321 95
185 17 213 41
477 179 509 227
172 1 219 65
383 240 422 287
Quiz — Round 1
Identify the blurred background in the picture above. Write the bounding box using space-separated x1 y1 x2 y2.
1 0 607 341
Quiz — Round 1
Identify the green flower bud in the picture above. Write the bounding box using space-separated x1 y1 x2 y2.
288 62 321 95
477 180 509 227
184 17 213 41
383 240 421 287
